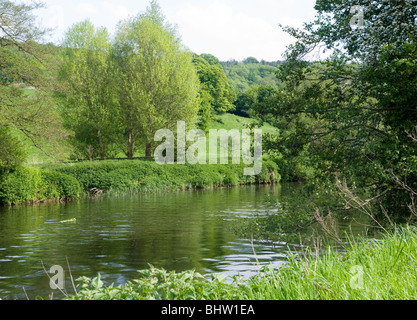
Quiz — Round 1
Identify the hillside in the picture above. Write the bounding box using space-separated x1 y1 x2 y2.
4 41 282 165
209 112 277 135
221 58 283 93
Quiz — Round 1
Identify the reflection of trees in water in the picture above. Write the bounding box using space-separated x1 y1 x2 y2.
0 184 282 299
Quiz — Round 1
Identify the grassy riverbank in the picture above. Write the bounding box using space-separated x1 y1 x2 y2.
65 226 417 300
0 159 279 205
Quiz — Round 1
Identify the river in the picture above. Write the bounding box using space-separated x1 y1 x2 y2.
0 184 367 300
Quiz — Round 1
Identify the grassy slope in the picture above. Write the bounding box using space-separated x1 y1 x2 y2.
205 113 277 161
209 113 277 134
21 112 277 163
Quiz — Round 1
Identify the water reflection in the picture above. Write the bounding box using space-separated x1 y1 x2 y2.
0 185 287 299
0 183 373 300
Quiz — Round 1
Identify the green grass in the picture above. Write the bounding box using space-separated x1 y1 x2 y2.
64 226 417 300
18 112 276 163
209 113 277 134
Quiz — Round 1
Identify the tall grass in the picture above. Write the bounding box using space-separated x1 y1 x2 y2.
65 226 417 300
244 226 417 300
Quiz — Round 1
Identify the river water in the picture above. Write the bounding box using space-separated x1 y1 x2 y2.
0 184 366 300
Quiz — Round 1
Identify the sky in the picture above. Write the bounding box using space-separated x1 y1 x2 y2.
34 0 317 62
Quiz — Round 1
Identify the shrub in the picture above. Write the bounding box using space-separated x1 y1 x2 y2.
0 166 81 205
66 267 242 300
0 127 27 174
36 159 281 197
0 166 43 205
41 170 81 199
100 169 137 191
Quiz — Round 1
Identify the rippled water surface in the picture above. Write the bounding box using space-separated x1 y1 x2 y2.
1 184 298 299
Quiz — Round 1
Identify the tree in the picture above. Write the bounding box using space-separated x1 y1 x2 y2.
0 0 69 163
192 54 236 123
0 126 27 175
271 0 417 221
58 20 121 160
112 1 200 158
221 60 281 93
200 53 221 67
234 84 278 118
243 57 259 64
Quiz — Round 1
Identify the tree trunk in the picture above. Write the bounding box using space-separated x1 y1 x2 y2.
145 141 152 158
127 131 135 159
97 132 105 160
86 145 94 161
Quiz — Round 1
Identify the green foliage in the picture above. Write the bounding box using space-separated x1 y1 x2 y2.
243 227 417 300
40 170 82 200
58 20 122 160
0 127 27 174
113 2 200 158
66 227 417 300
259 0 417 222
234 84 279 118
242 57 259 64
0 167 42 205
192 53 236 131
68 266 242 300
0 166 81 205
42 159 280 194
0 1 69 160
221 59 282 93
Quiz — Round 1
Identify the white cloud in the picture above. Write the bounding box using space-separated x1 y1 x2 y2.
174 1 301 61
76 3 97 14
260 0 294 11
102 1 131 20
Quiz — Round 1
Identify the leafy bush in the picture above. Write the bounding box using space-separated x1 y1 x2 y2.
0 127 27 174
1 159 280 204
42 159 280 194
67 266 242 300
40 170 81 199
66 227 417 300
0 166 43 204
0 166 81 205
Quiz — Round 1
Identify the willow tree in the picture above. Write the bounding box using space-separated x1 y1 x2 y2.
58 20 121 160
112 1 200 158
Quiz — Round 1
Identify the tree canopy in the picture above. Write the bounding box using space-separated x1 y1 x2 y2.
0 0 68 169
192 53 236 131
112 1 200 158
262 0 417 221
58 20 121 160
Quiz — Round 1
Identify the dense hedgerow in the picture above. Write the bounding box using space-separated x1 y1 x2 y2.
0 166 81 205
41 159 280 193
0 159 279 205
